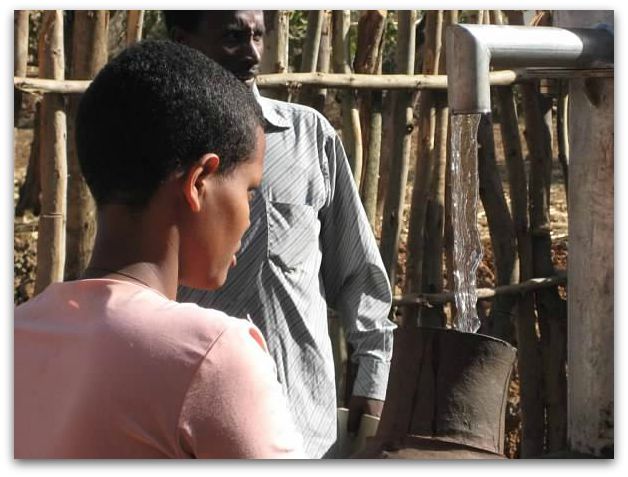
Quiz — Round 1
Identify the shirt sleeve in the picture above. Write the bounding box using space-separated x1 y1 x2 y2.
176 321 305 459
319 124 397 401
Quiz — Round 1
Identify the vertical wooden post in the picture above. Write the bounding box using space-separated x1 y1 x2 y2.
492 13 545 457
328 11 355 406
568 78 613 457
14 10 29 78
35 10 67 295
402 10 441 326
354 10 387 221
16 102 42 217
553 8 613 460
496 83 546 459
353 10 387 75
556 80 569 204
505 10 567 457
14 10 29 121
261 11 289 74
521 80 568 454
309 10 331 113
126 10 144 45
374 11 407 234
332 10 362 185
14 10 39 217
361 90 383 228
476 111 518 342
379 10 416 289
260 10 290 101
417 11 450 328
64 10 109 281
297 11 324 106
300 10 324 73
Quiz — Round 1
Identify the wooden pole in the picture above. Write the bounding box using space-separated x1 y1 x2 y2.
353 10 388 75
331 10 363 185
496 84 546 458
259 10 290 101
296 10 324 104
126 10 144 45
521 79 566 455
300 10 324 73
354 10 387 221
14 11 29 79
14 10 40 218
402 10 441 326
521 80 568 454
417 11 449 327
361 89 383 228
34 10 67 295
16 68 589 95
563 8 614 453
556 80 569 204
379 10 416 290
443 10 459 326
16 102 42 217
309 10 331 113
394 272 566 306
476 110 519 342
65 10 109 281
261 11 289 74
376 10 427 236
14 10 29 122
329 11 356 404
492 11 545 457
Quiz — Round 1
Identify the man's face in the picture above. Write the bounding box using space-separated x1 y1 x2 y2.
177 11 265 85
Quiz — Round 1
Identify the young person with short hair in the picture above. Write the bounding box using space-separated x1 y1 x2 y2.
14 40 303 459
165 11 396 458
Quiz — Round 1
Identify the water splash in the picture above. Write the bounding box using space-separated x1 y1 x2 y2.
450 114 483 333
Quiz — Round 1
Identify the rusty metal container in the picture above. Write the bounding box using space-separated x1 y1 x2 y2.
355 326 517 459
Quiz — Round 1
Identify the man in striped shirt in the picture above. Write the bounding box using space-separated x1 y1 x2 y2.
166 10 396 458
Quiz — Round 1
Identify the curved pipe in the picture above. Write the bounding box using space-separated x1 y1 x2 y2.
446 24 614 114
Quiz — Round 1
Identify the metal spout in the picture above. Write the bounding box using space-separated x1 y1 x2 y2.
446 24 613 114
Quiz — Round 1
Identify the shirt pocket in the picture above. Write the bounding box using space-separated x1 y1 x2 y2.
266 201 320 272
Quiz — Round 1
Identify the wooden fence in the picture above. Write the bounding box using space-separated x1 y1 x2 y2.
14 9 580 458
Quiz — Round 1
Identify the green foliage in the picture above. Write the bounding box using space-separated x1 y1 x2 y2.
288 11 308 72
381 11 398 74
26 11 42 66
143 10 167 40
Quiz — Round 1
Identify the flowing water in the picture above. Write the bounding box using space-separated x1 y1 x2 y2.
450 114 483 333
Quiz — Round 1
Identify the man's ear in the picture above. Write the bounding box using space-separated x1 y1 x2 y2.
182 153 220 212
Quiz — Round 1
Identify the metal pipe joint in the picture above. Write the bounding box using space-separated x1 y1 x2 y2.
446 24 613 114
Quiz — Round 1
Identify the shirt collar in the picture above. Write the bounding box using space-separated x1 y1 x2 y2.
251 82 292 130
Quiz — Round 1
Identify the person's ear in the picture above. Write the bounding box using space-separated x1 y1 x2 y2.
182 153 220 212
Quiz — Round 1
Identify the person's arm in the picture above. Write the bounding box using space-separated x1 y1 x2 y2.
177 321 305 459
319 126 396 432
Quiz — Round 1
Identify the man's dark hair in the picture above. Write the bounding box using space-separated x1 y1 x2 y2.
163 11 206 35
76 39 263 207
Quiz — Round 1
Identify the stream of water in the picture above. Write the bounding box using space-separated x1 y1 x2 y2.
450 114 483 333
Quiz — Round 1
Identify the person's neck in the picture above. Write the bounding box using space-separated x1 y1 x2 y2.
84 205 180 300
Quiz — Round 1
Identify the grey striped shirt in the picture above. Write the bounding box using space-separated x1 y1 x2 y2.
178 86 395 458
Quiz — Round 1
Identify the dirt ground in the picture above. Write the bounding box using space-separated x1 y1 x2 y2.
13 91 568 459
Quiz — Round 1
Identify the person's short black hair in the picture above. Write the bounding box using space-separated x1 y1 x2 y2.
163 11 206 35
76 39 263 207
